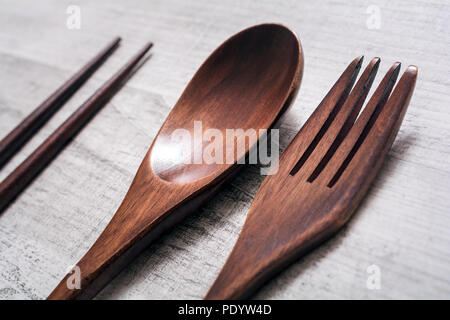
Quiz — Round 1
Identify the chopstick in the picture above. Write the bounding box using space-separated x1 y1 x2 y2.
0 42 153 213
0 37 121 169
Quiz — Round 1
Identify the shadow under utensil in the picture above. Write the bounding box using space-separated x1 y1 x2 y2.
95 164 261 299
123 53 153 85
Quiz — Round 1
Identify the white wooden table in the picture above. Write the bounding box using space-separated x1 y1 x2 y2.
0 0 449 299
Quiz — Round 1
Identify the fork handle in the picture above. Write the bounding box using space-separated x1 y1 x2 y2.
205 220 339 300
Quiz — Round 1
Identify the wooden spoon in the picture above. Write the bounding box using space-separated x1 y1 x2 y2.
48 23 304 299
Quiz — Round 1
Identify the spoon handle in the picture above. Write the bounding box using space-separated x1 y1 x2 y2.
47 159 227 299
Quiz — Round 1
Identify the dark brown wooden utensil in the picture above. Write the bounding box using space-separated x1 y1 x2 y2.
0 42 153 214
0 37 121 169
47 23 304 300
205 57 417 300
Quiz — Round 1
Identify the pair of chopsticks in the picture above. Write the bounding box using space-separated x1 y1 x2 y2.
0 37 153 213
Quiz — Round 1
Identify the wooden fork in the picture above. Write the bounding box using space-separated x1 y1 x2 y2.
205 56 417 299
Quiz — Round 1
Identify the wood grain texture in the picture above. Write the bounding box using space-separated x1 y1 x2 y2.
0 0 449 300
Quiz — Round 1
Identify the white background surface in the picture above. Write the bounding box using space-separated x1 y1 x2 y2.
0 0 449 299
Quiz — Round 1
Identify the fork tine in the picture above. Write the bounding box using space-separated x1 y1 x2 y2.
299 57 380 181
322 65 417 188
287 56 363 175
317 62 401 185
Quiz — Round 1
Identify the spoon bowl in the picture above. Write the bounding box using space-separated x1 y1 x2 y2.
152 24 302 182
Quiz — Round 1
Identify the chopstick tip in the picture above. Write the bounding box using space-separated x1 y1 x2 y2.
111 36 121 45
142 42 154 54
